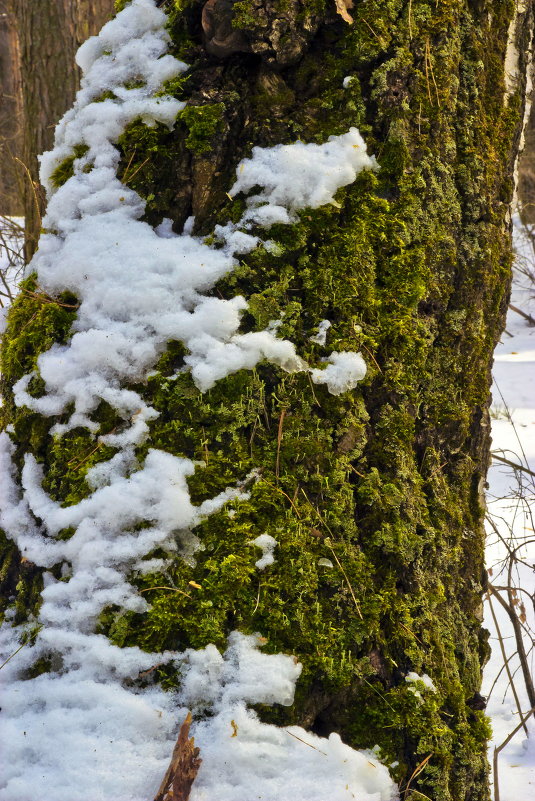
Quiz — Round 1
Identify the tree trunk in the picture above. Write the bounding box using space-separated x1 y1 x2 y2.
9 0 115 260
518 96 535 224
0 2 22 215
0 2 533 800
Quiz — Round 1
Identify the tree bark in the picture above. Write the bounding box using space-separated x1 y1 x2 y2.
518 96 535 224
8 0 115 260
0 1 22 215
1 2 533 800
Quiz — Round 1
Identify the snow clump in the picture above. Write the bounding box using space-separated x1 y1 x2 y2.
405 672 437 700
310 318 332 346
250 533 278 569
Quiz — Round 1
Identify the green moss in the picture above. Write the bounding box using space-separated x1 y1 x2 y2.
180 103 226 154
49 145 90 189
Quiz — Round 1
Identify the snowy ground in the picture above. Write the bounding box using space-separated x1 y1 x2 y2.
483 217 535 800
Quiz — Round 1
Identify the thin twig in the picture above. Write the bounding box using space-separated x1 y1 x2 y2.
495 572 535 708
491 452 535 478
493 705 535 801
509 303 535 326
487 592 529 735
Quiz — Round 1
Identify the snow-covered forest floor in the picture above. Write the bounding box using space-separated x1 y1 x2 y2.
0 211 534 798
483 217 535 800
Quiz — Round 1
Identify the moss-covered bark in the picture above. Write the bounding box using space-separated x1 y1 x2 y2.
1 1 533 798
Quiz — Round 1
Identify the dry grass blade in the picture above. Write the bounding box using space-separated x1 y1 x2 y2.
153 712 202 801
13 157 42 227
285 728 327 755
275 408 286 478
20 287 79 309
402 753 433 798
300 489 363 619
0 642 25 670
140 586 192 599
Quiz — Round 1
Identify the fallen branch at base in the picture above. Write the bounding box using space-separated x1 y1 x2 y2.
153 712 202 801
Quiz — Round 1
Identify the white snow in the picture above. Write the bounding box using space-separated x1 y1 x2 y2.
250 533 278 569
310 350 367 395
230 127 377 226
310 318 331 346
0 2 385 799
181 633 398 801
15 77 373 438
405 671 437 699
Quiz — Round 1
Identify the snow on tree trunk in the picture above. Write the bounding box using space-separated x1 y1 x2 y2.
0 1 533 800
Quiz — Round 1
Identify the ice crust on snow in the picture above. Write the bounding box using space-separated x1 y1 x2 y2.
0 2 394 800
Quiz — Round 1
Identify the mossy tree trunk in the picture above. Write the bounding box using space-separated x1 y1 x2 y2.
1 1 533 799
8 0 115 260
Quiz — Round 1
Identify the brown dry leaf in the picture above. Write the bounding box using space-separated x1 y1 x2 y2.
153 712 202 801
335 0 354 25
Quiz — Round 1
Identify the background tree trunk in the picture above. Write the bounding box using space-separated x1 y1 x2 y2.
8 0 115 260
1 2 533 800
518 98 535 225
0 1 22 215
